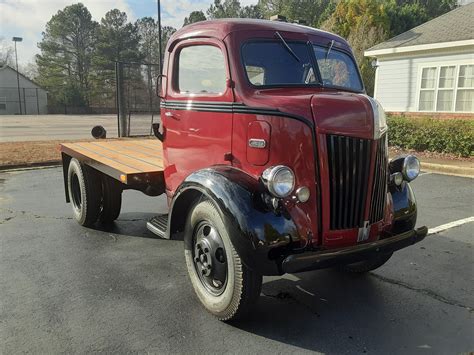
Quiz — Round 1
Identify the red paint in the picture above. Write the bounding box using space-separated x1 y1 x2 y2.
162 19 389 249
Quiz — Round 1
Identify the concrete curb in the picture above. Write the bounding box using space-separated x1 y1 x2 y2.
421 162 474 178
0 161 61 172
1 160 472 179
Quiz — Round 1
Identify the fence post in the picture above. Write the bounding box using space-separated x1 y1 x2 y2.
23 88 26 115
115 61 128 137
36 88 40 114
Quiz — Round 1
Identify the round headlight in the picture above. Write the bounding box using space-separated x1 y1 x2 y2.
402 155 420 181
262 165 295 198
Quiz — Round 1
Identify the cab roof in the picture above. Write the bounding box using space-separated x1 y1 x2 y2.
170 18 348 46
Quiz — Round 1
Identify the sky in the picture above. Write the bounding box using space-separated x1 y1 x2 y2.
0 0 256 66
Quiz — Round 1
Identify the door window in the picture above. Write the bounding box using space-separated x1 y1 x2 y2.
177 45 226 95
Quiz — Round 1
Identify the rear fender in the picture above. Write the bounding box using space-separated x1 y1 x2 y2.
168 166 298 275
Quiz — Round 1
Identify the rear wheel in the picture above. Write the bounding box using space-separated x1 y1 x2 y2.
99 176 122 223
184 200 262 321
67 158 101 227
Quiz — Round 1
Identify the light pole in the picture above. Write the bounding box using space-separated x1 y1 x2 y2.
156 0 162 72
12 36 23 115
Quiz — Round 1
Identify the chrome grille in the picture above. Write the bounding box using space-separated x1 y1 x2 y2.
369 135 388 224
327 135 372 230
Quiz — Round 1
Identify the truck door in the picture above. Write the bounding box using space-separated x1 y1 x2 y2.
162 38 234 195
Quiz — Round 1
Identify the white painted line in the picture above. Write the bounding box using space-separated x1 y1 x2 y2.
418 172 431 176
296 285 315 297
428 216 474 235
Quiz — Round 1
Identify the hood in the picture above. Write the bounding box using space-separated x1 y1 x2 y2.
310 91 374 140
243 89 375 140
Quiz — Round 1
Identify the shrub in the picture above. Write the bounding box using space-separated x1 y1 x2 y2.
387 115 474 157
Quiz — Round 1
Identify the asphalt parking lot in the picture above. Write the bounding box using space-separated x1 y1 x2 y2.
0 168 473 354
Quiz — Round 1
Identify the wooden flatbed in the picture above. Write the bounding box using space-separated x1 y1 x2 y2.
60 139 164 185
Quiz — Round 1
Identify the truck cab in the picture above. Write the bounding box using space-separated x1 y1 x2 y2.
61 19 427 321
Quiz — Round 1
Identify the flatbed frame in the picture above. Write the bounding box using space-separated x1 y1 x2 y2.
60 139 164 185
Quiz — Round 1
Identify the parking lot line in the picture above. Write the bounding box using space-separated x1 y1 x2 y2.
428 216 474 235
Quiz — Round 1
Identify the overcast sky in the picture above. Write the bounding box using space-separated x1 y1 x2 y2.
0 0 256 65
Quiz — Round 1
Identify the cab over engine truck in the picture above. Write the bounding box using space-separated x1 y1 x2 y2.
60 19 427 321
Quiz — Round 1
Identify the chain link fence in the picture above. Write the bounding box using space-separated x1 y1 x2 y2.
116 61 161 137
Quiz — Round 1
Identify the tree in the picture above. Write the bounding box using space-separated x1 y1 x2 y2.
0 37 14 67
240 5 264 19
92 9 142 104
95 9 141 66
36 3 98 106
183 10 206 26
207 0 241 19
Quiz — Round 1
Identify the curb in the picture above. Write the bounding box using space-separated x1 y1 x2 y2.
421 162 474 178
0 161 61 172
1 160 472 178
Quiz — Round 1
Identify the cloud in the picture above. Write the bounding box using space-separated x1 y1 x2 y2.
0 0 134 65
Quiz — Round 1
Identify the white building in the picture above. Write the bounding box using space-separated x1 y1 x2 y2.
365 3 474 116
0 65 48 115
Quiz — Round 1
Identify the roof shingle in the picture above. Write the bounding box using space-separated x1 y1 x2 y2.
367 3 474 51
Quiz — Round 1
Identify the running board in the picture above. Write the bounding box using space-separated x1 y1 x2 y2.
146 214 169 239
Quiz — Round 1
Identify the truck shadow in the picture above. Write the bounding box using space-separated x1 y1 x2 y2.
232 269 422 353
93 212 163 239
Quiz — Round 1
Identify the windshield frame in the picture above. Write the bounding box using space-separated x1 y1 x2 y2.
240 38 365 93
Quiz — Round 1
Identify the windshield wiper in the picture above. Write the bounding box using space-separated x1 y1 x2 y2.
325 40 335 60
275 31 300 63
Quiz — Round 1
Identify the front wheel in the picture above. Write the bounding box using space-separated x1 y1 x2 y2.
184 200 262 321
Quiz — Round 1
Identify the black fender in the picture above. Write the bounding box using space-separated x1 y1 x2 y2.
390 181 417 233
168 166 299 276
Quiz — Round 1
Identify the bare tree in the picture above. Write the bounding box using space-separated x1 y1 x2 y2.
0 36 14 67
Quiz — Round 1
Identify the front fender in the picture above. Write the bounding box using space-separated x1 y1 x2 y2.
390 181 417 233
169 166 299 275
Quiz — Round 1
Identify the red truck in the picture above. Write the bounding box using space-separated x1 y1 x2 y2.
60 19 427 321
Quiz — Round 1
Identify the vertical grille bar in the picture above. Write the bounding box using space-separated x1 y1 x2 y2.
369 135 388 224
327 135 373 230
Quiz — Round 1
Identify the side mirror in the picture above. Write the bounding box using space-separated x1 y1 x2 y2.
156 74 166 99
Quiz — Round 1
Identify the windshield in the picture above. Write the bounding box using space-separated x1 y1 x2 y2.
241 40 363 92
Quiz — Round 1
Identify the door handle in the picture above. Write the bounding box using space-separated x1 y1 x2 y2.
165 111 179 120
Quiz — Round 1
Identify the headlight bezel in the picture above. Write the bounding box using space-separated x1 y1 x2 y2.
402 155 420 182
261 165 295 198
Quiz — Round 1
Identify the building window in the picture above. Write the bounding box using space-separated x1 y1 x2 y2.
0 97 6 110
419 67 437 111
418 63 474 113
456 65 474 112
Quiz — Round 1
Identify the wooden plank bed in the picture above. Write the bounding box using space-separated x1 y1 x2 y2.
60 139 164 185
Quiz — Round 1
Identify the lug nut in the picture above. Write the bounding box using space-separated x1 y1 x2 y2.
204 248 209 253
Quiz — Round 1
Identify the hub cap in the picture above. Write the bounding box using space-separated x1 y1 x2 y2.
192 221 227 296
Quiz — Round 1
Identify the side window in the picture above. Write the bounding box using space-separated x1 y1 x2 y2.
177 45 226 94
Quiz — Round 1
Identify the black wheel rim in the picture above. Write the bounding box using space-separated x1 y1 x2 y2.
71 173 82 211
192 221 228 296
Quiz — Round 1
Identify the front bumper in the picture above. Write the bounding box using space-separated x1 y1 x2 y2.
281 226 428 274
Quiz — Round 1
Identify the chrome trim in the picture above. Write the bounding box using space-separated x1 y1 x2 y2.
248 138 267 149
402 155 420 182
261 165 295 198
